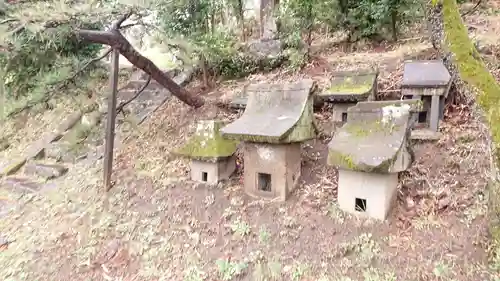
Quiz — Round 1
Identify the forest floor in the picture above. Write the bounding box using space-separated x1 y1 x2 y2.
1 4 500 281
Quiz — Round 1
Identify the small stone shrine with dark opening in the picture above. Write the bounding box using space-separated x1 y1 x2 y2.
401 60 452 140
221 80 317 201
175 120 238 184
315 70 378 126
328 100 418 220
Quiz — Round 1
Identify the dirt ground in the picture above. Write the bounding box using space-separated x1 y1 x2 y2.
1 4 500 281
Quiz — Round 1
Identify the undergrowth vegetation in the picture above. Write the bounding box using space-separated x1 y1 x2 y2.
0 0 427 119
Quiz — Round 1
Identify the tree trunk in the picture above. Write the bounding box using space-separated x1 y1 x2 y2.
426 0 500 260
77 29 205 108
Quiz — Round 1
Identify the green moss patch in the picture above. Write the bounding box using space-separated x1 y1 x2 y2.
176 120 238 160
322 74 376 96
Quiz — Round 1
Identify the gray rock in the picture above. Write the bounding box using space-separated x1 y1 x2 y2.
245 38 284 61
23 162 68 180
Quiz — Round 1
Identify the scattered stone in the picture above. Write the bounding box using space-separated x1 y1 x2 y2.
23 131 63 160
0 138 9 152
0 158 27 176
93 239 121 266
56 111 83 134
44 143 66 161
23 162 68 180
245 38 284 61
0 235 11 250
81 111 101 127
2 177 41 193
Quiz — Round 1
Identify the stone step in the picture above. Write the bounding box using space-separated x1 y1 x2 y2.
23 161 68 181
1 177 43 194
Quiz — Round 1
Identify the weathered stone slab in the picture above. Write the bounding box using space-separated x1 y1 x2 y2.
2 177 41 193
221 80 317 143
175 120 238 162
0 159 27 176
81 111 101 127
328 100 415 173
56 111 82 134
125 88 170 125
24 131 63 160
245 39 284 60
316 70 378 103
401 60 451 88
23 162 68 180
411 128 442 140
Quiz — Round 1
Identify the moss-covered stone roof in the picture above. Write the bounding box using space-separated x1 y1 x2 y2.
327 101 415 173
221 80 317 143
316 70 378 102
175 120 238 161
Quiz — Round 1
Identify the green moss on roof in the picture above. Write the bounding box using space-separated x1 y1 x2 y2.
321 74 376 96
175 120 238 161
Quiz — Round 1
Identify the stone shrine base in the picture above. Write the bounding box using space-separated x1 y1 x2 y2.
190 156 236 184
332 103 356 124
243 142 301 201
337 169 398 220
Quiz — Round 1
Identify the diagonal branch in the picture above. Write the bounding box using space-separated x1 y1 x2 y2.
77 28 205 108
117 75 151 113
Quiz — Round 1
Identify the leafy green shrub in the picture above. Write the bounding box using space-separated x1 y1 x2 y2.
339 0 423 41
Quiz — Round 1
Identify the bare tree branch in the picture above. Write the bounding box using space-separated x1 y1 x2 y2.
461 0 482 17
77 25 205 108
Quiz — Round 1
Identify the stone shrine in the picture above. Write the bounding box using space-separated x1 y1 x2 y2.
328 100 417 220
175 120 238 184
401 60 452 140
221 80 317 201
316 70 378 126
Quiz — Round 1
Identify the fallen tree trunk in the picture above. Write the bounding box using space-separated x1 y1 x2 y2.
77 13 205 108
426 0 500 259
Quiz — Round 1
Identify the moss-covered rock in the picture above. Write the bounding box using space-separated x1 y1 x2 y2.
175 120 239 162
316 71 378 103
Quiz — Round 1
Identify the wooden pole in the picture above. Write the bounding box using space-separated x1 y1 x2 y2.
103 48 119 191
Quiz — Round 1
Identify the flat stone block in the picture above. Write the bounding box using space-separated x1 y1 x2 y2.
243 142 301 201
317 70 377 103
332 103 356 124
2 177 41 193
410 129 441 141
56 111 82 133
402 60 451 88
337 170 398 220
0 159 27 176
190 156 236 184
23 162 68 180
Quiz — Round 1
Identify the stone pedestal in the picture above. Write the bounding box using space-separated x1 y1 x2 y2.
243 142 301 201
401 60 451 140
338 170 398 220
190 156 236 184
332 103 356 124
